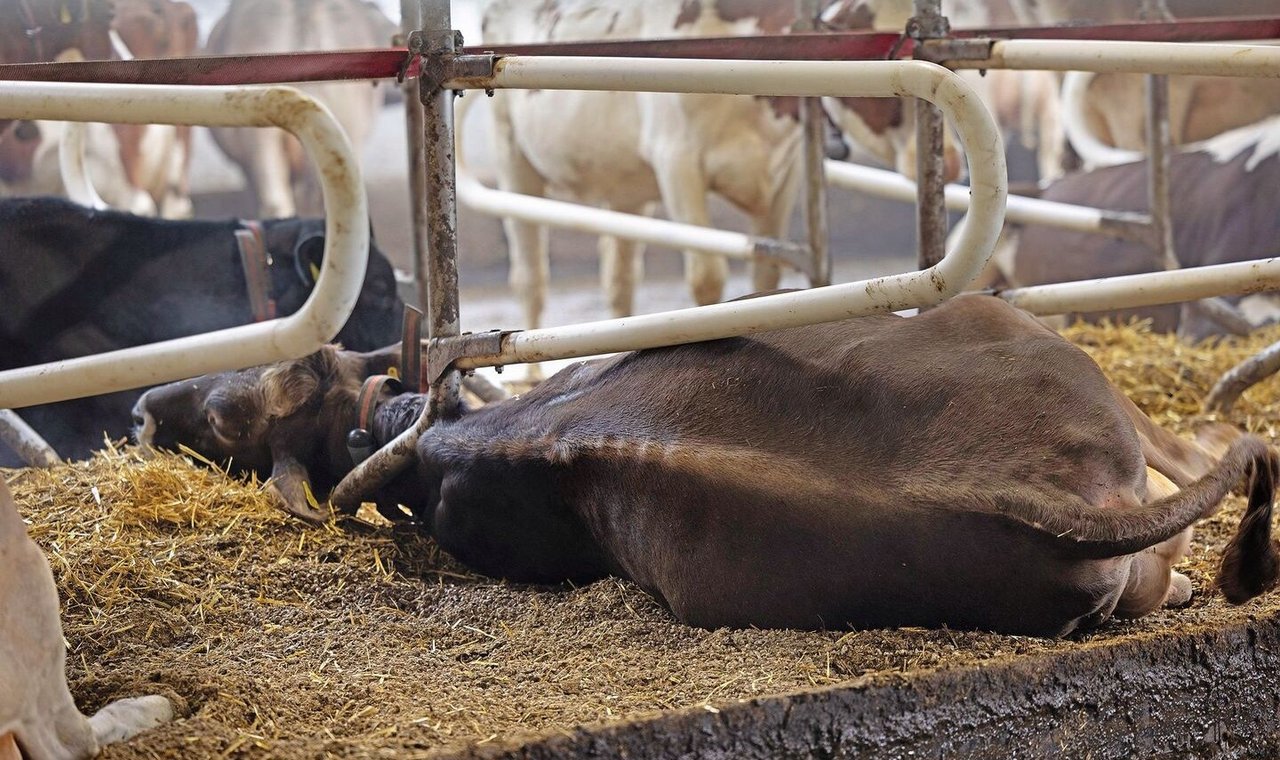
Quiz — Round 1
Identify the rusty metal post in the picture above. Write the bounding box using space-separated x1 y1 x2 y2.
400 0 430 312
795 0 830 287
1145 73 1177 273
418 0 462 416
912 0 949 272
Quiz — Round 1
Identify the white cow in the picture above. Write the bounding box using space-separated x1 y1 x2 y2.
482 0 808 327
206 0 396 218
0 480 172 760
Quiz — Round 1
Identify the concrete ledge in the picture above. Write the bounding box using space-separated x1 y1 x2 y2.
447 613 1280 759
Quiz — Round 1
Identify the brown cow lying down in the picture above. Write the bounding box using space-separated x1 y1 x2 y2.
133 296 1280 637
0 480 172 760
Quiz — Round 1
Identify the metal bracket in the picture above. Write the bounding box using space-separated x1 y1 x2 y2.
915 38 998 65
751 238 818 280
425 329 513 385
410 28 464 99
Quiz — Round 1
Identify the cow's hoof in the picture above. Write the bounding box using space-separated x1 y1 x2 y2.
1164 571 1194 608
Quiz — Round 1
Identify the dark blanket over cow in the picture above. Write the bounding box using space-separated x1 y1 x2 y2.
135 296 1280 637
1006 117 1280 340
0 197 402 464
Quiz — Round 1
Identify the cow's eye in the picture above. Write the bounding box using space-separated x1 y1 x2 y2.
206 407 233 439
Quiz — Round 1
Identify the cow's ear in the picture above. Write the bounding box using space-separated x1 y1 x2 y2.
293 233 326 287
260 347 338 418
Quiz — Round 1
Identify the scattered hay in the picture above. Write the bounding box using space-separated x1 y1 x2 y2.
5 320 1280 759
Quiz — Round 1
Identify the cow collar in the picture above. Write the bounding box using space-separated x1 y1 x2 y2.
235 220 276 323
347 374 402 465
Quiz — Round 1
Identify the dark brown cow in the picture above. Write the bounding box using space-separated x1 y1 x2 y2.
133 296 1279 636
998 116 1280 341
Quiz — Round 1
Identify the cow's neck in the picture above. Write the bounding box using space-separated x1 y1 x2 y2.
370 393 429 449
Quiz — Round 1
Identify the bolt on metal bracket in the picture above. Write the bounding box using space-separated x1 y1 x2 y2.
426 329 513 385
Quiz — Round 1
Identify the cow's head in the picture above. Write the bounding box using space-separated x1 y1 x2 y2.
260 217 404 352
133 345 402 522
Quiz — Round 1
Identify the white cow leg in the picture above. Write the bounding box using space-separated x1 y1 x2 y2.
599 205 648 318
250 129 296 219
653 157 725 306
88 696 174 747
749 181 798 294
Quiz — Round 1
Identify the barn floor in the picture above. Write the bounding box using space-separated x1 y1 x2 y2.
8 320 1280 759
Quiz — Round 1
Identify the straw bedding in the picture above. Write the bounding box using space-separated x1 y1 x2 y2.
6 321 1280 759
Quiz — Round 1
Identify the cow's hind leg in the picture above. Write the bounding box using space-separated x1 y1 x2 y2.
492 97 551 332
600 220 648 319
1114 468 1195 618
651 155 726 306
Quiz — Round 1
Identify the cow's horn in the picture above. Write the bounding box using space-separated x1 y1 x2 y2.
266 451 329 524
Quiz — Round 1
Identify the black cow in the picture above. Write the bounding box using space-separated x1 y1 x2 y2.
135 296 1279 636
1000 116 1280 341
0 197 402 465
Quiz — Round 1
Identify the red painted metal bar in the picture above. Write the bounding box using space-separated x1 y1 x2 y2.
0 16 1275 85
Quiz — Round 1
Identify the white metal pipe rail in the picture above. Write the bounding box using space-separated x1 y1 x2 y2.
440 56 1007 367
955 39 1280 77
996 259 1280 316
823 160 1150 235
0 82 369 409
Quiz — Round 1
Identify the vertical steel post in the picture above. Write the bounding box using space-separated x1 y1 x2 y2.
400 0 430 313
912 0 949 272
418 0 461 415
1145 73 1177 272
795 0 830 287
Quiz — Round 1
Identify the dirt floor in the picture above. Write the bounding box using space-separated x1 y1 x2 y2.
7 320 1280 759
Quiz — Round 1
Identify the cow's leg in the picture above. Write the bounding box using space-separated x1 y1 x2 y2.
491 99 550 331
88 695 174 745
600 204 649 318
749 172 800 295
652 158 725 306
1115 467 1195 617
250 129 295 219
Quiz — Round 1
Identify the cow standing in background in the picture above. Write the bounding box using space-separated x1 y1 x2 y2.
0 480 172 760
482 0 956 330
482 0 804 328
206 0 397 218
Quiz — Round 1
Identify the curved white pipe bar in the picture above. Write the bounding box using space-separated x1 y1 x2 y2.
957 40 1280 77
442 57 1007 367
996 258 1280 316
0 82 368 409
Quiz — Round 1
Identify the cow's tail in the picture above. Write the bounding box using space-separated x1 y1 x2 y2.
1060 71 1144 169
1033 435 1279 604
